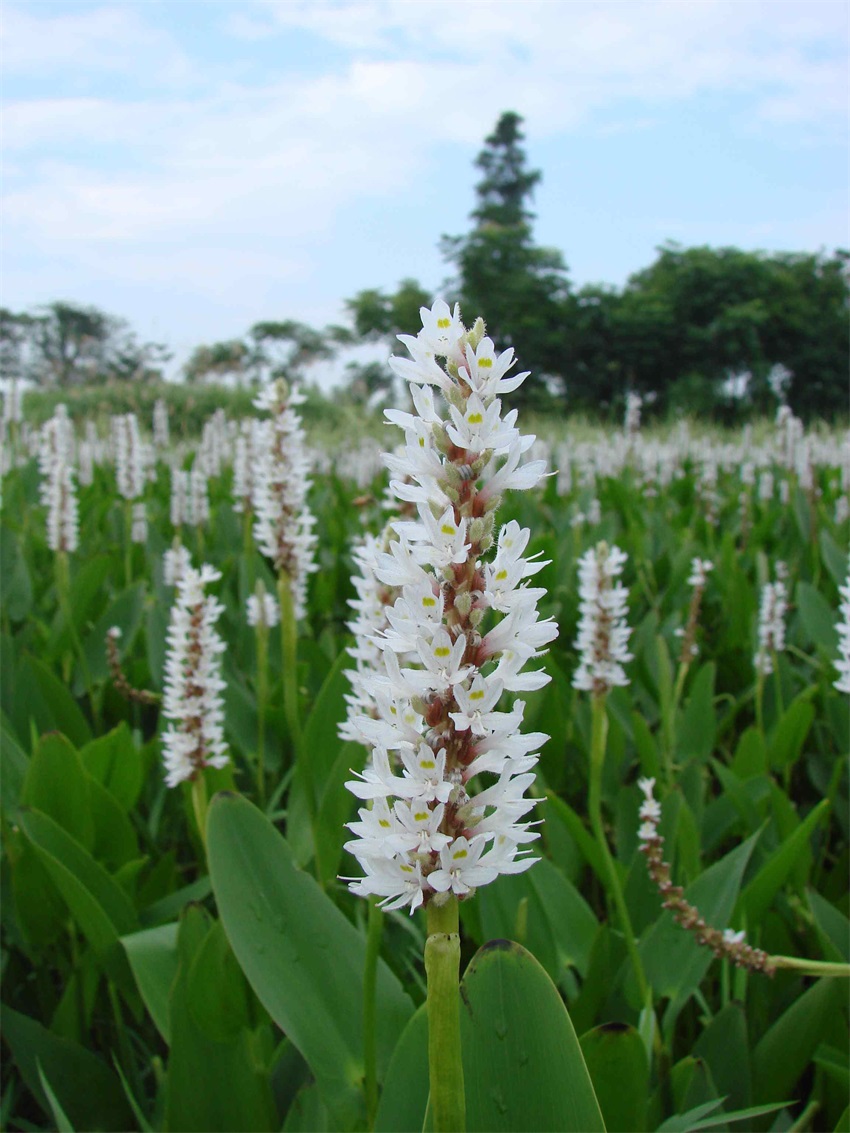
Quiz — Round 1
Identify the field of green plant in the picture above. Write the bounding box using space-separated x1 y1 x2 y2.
1 378 848 1133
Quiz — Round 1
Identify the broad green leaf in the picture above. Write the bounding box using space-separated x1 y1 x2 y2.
21 731 94 850
631 710 660 780
207 791 414 1127
580 1023 649 1132
0 711 29 819
678 663 716 764
79 580 147 685
819 530 847 588
691 1002 751 1113
165 908 277 1133
79 722 143 811
476 857 599 983
19 808 138 971
796 581 839 654
373 1005 430 1133
460 940 605 1132
0 529 33 621
314 740 359 889
730 727 766 780
737 799 830 926
768 693 815 772
37 1060 76 1132
13 655 92 747
186 919 252 1041
544 791 606 880
121 921 179 1044
300 646 351 810
807 888 850 962
1 1005 133 1132
88 775 139 868
753 978 845 1103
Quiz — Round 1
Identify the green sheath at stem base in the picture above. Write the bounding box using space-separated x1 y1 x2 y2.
426 897 465 1133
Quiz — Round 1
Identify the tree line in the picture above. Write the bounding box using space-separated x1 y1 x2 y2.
3 113 847 421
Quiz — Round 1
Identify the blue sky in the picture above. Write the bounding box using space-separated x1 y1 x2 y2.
4 0 848 383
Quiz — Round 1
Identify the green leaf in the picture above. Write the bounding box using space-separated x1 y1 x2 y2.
79 722 143 811
807 888 850 962
314 741 359 889
656 1098 791 1131
0 710 29 819
678 663 716 763
186 920 252 1042
737 799 830 926
21 732 94 850
164 907 277 1133
207 791 414 1127
19 808 138 972
13 655 92 747
796 581 839 654
544 791 606 881
819 530 847 588
1 1005 133 1132
121 921 179 1044
476 858 599 983
730 727 766 780
460 940 605 1132
79 580 147 685
580 1022 649 1132
300 646 352 810
753 978 845 1103
0 529 33 621
768 693 815 772
691 1002 751 1113
37 1060 76 1132
373 1005 430 1133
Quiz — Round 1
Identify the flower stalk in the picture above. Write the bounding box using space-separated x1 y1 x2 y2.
426 896 465 1133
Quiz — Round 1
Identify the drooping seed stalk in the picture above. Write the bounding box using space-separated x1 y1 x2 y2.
425 896 465 1133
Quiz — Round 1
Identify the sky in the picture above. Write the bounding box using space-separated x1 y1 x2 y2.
3 0 849 385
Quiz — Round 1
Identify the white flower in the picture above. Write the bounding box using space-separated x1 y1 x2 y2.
343 303 550 913
687 558 713 589
246 589 280 628
163 543 191 586
253 379 317 621
754 576 788 677
131 501 148 544
572 542 633 694
161 564 230 788
834 572 850 694
38 405 79 554
112 414 145 501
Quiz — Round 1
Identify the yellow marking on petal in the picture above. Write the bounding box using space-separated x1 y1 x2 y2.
495 569 508 580
422 596 436 607
434 646 451 658
379 819 391 827
414 811 428 822
420 759 436 769
440 524 457 535
400 863 413 873
470 689 485 701
419 436 425 447
468 412 483 424
477 357 493 368
453 848 469 860
437 317 451 329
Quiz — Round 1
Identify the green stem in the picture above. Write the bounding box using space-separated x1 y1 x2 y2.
123 501 133 587
277 570 301 763
363 898 383 1130
589 693 650 1005
256 624 268 809
107 980 135 1091
191 774 208 854
243 508 255 591
770 955 850 978
425 897 465 1133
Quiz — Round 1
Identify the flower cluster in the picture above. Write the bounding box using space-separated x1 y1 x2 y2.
161 565 230 788
754 571 788 677
572 542 632 694
834 571 850 694
637 777 775 975
246 587 280 629
113 413 145 501
253 379 317 620
343 301 555 914
38 404 79 554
